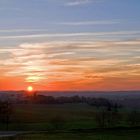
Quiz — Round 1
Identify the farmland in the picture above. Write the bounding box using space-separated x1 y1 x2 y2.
0 103 140 130
0 96 140 139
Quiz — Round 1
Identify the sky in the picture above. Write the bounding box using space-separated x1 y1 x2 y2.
0 0 140 91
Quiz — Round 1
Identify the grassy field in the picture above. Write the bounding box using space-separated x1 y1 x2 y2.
0 103 140 139
0 129 140 140
1 103 97 131
0 103 139 131
17 130 140 140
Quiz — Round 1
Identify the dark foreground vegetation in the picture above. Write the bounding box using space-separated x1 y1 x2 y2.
0 129 140 140
0 93 140 139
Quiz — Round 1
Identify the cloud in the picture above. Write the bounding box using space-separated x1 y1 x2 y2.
0 29 47 33
65 0 105 6
0 39 139 85
66 0 92 6
59 20 121 26
0 30 140 40
47 52 76 58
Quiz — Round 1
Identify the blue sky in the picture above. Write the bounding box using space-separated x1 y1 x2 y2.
0 0 140 42
0 0 140 90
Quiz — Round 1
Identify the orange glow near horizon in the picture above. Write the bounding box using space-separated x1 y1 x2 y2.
0 76 140 91
0 41 140 91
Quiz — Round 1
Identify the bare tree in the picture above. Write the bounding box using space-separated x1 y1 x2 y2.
128 110 140 126
0 101 13 130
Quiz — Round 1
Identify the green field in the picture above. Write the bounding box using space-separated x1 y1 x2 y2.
17 130 140 140
0 103 139 131
0 103 140 139
0 129 140 140
1 103 97 131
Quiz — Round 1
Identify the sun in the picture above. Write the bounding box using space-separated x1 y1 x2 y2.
27 86 33 92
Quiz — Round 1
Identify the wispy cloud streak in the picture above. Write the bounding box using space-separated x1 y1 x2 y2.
0 39 139 85
59 20 121 26
66 0 92 6
0 30 140 40
0 29 47 33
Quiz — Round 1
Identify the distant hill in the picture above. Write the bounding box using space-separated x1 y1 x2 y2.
0 90 140 108
0 90 140 98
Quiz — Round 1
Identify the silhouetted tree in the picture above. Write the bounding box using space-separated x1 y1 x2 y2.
95 110 107 128
0 101 13 130
95 106 121 128
128 110 140 126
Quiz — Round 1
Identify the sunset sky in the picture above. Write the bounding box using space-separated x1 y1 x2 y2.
0 0 140 91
